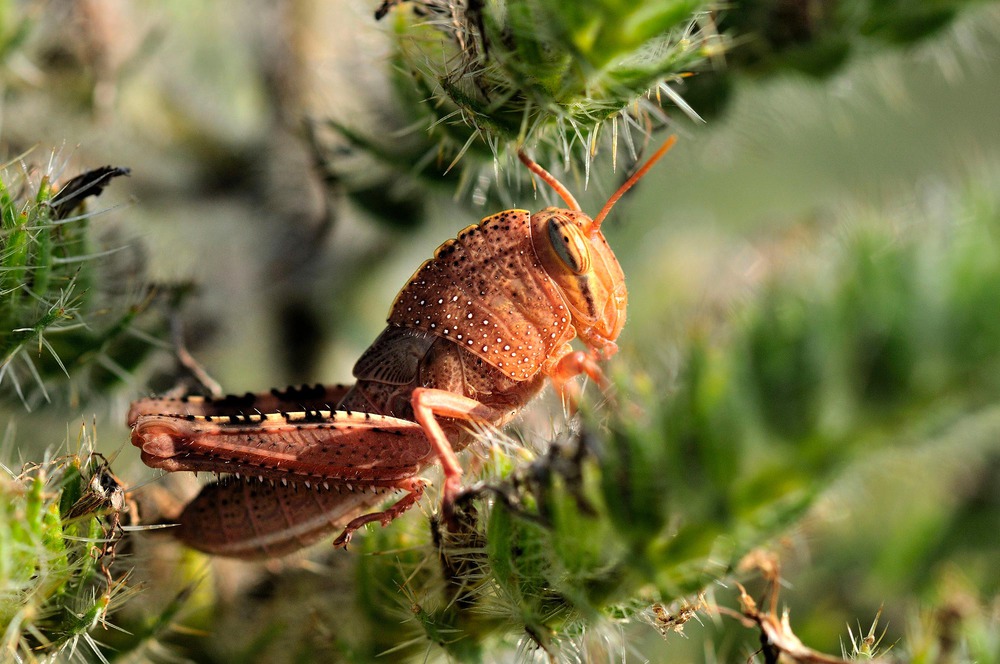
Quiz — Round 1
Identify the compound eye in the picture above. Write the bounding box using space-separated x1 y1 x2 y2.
546 215 591 275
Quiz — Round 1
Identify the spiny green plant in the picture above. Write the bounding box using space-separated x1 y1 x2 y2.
373 0 988 166
0 427 131 662
320 0 987 222
383 0 712 162
0 156 162 408
319 0 719 229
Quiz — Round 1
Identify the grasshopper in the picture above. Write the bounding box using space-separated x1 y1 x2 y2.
128 137 677 558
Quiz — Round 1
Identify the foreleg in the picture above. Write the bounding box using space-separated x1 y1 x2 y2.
547 350 611 413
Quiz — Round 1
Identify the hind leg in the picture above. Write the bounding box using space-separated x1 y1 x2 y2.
332 478 429 548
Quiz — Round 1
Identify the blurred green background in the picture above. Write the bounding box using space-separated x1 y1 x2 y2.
1 1 999 662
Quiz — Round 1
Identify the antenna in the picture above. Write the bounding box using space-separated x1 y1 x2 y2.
593 135 677 228
517 151 581 212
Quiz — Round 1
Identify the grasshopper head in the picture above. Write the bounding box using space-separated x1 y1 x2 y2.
520 136 677 356
530 208 627 355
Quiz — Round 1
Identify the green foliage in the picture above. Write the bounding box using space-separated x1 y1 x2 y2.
388 0 710 153
682 0 986 116
0 433 127 661
0 162 161 407
322 0 717 230
0 0 31 67
378 0 984 161
326 0 983 233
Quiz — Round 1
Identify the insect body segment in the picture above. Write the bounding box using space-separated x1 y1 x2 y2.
132 410 433 483
129 137 677 557
174 477 422 558
126 383 353 424
388 209 574 382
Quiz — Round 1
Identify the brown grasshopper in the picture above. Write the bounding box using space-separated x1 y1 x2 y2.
128 137 677 558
